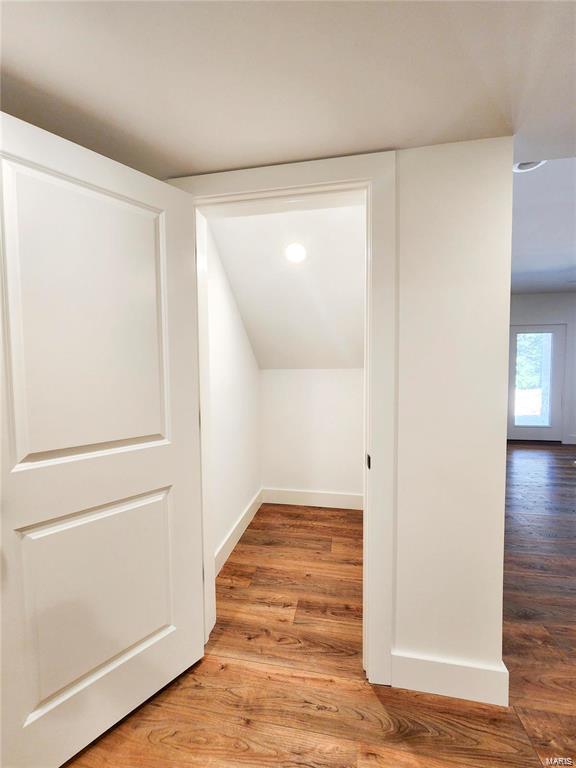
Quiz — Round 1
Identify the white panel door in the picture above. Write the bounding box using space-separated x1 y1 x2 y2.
1 113 204 768
508 324 566 441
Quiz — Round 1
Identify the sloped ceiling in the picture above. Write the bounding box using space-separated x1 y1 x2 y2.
1 1 574 179
512 158 576 293
204 196 365 369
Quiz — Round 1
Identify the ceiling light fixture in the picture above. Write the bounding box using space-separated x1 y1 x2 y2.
513 160 547 173
285 243 307 263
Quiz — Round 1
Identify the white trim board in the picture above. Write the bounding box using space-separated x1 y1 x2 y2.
262 488 363 510
215 489 263 574
391 651 509 707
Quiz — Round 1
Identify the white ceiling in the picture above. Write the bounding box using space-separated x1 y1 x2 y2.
204 195 365 369
1 2 574 179
512 158 576 293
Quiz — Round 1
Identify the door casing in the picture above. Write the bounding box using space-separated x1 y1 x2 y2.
170 153 397 684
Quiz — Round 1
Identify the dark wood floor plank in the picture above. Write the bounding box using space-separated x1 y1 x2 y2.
294 597 363 628
508 661 576 713
248 518 364 539
251 565 363 599
504 571 575 598
217 583 362 614
332 536 363 557
503 442 576 750
257 503 363 523
206 617 364 678
514 705 576 766
503 537 576 556
503 622 566 665
240 527 333 551
546 623 576 660
216 594 297 628
229 542 362 578
504 593 576 625
217 561 256 587
505 551 576 578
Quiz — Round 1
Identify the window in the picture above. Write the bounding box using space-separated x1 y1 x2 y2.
513 332 553 427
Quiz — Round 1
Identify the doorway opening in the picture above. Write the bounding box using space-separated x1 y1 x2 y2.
195 188 369 674
503 156 575 754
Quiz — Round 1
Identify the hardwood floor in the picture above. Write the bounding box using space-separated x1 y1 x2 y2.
68 442 574 767
503 442 576 767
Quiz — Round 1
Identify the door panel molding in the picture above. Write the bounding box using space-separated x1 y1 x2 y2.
2 158 170 464
24 623 177 729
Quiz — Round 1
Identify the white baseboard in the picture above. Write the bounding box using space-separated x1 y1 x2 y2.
215 489 263 574
391 650 509 706
261 487 363 510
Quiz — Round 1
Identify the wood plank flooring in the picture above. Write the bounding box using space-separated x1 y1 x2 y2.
68 442 574 767
503 442 576 767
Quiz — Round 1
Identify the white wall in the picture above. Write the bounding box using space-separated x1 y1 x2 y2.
260 369 363 507
392 138 513 705
196 213 261 571
510 292 576 444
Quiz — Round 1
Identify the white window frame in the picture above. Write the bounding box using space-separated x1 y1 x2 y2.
508 323 566 441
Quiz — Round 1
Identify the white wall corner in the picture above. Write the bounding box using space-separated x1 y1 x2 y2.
215 489 263 574
261 487 363 510
391 650 509 707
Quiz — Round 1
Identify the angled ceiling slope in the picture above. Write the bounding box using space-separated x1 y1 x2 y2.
203 193 366 369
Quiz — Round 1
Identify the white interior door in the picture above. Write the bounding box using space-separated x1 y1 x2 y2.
1 113 204 768
508 324 566 441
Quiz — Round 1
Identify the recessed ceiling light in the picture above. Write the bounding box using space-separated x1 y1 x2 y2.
513 160 547 173
285 243 307 263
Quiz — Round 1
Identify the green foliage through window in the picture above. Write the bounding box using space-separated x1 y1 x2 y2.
515 333 551 390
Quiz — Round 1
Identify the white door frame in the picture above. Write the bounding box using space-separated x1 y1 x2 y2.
508 323 567 441
170 152 397 684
